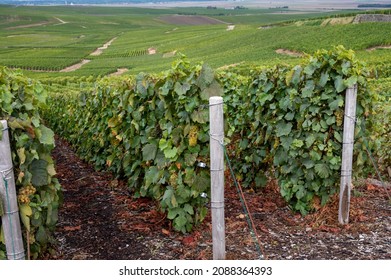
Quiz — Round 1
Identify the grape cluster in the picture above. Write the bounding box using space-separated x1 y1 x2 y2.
29 232 35 244
188 125 198 147
335 110 344 126
17 185 36 204
169 173 178 188
273 137 280 149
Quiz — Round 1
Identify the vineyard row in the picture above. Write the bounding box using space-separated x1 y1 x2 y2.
43 46 381 233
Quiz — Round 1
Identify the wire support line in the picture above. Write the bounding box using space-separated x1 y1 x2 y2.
7 249 25 258
360 119 391 200
223 147 267 260
209 133 224 146
199 102 224 109
340 170 352 175
210 168 224 172
4 209 19 215
344 114 358 123
208 101 224 107
363 144 391 201
0 166 13 179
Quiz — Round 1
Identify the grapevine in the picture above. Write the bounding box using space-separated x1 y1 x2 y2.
0 66 61 259
44 46 375 232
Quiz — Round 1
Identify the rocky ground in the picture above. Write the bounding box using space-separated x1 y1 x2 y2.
49 137 391 260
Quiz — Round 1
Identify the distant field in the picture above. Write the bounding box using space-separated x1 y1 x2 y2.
0 5 390 77
159 15 228 25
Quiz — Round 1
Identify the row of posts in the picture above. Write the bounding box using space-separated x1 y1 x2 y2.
209 85 358 259
0 86 357 260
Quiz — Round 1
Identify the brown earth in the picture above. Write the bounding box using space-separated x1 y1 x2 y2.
109 68 129 76
6 22 50 30
275 49 304 57
60 59 91 73
367 45 391 52
321 17 354 26
90 37 117 56
49 137 391 260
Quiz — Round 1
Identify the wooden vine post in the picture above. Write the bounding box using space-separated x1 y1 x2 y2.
338 85 358 224
0 120 25 260
209 96 226 260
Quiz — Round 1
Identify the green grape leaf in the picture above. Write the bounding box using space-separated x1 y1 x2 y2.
30 159 49 187
276 122 293 137
36 125 55 146
334 75 346 93
183 204 194 215
319 72 329 87
174 82 191 96
142 143 157 161
164 147 178 159
315 163 331 178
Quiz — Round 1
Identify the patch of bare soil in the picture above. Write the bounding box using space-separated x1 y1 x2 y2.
60 59 91 73
275 48 304 58
165 28 178 34
109 68 129 76
50 137 391 260
321 17 354 26
367 45 391 51
30 37 116 73
53 17 68 25
163 50 177 58
148 48 157 55
217 62 243 70
159 15 227 26
90 37 117 56
6 22 50 30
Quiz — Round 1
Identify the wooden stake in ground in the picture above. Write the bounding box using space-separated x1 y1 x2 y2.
338 85 358 224
209 96 226 260
0 120 25 260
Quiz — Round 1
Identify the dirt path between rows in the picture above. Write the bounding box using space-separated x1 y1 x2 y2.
60 59 91 73
59 37 117 72
90 37 117 56
109 68 129 76
367 45 391 51
275 48 304 57
50 137 391 260
53 17 68 25
6 17 67 30
6 22 50 30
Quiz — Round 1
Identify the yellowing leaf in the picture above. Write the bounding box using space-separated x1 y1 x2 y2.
17 147 26 165
47 163 57 177
20 203 32 216
19 204 32 232
108 116 120 128
0 226 5 244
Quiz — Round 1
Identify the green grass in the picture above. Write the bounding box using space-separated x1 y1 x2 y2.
0 5 391 78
